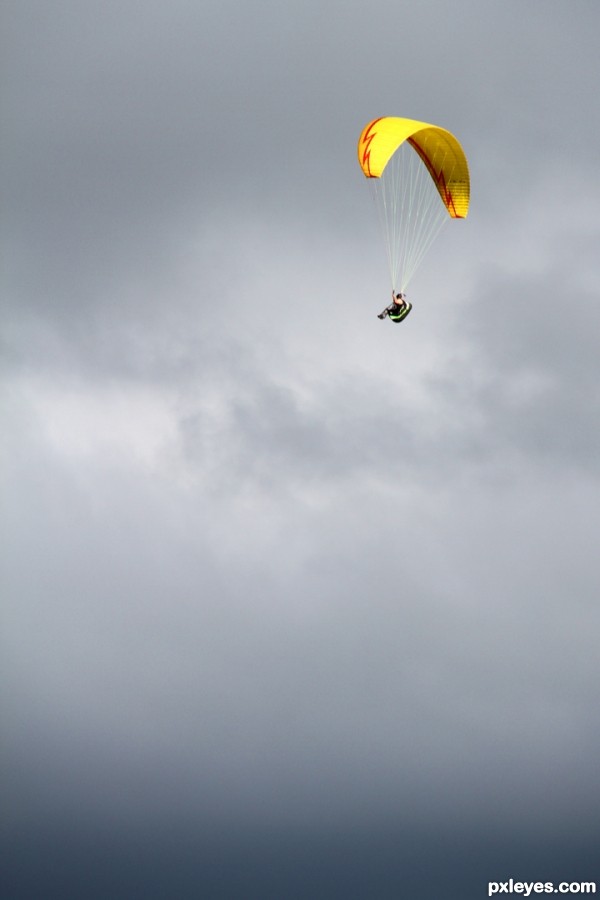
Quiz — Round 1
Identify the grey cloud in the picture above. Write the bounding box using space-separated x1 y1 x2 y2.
5 0 599 326
3 1 600 896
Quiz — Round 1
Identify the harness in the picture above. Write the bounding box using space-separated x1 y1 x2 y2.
388 301 412 323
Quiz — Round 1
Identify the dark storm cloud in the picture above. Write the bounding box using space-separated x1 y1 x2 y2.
3 1 600 897
4 0 598 328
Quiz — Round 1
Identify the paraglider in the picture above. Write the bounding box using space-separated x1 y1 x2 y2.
378 291 412 323
357 116 470 320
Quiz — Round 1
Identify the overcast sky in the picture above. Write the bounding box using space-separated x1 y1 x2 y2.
2 1 600 897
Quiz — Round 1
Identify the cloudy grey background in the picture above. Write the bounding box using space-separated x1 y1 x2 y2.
2 1 599 897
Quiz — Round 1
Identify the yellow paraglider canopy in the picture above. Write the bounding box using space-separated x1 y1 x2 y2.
357 117 470 218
